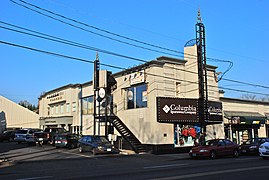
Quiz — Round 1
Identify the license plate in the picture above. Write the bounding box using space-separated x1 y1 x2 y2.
192 153 196 157
38 138 43 141
107 148 112 152
242 150 246 153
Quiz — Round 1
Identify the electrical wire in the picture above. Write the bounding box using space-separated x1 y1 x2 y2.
1 39 269 97
10 0 182 58
10 0 236 82
1 21 268 95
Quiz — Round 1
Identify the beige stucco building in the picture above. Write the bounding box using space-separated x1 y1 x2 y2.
0 96 39 132
38 44 269 153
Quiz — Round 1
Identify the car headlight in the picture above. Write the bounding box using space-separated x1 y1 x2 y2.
189 150 192 153
199 149 209 152
260 146 264 149
250 145 257 149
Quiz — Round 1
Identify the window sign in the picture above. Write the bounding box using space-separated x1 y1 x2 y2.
127 84 147 109
130 70 145 85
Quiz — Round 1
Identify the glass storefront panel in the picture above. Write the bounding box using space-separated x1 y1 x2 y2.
174 124 202 147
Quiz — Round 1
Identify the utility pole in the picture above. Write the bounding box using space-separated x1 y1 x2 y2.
196 8 209 133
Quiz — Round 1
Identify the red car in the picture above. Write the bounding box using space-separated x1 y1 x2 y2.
189 139 239 159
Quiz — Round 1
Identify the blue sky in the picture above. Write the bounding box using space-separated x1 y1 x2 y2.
1 0 269 105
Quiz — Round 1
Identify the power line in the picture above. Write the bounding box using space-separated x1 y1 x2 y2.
1 21 268 94
11 0 234 64
0 40 124 70
0 20 230 81
10 0 182 58
1 39 269 97
0 21 147 63
11 0 236 81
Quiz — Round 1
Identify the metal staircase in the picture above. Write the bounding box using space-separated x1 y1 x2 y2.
109 115 147 154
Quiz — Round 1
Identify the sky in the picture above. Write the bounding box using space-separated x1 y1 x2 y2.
1 0 269 106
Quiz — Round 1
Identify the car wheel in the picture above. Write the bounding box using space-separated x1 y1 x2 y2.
70 143 75 149
233 149 239 158
210 151 216 159
79 146 84 153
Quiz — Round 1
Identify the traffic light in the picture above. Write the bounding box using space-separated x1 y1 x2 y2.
107 71 117 94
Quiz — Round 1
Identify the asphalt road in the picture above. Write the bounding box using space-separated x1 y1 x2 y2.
1 142 268 180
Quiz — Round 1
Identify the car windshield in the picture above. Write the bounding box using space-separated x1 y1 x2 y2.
16 130 28 134
56 135 67 140
245 138 265 144
94 137 109 143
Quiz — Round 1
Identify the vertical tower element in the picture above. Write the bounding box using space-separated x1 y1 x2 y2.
196 9 209 131
93 52 100 136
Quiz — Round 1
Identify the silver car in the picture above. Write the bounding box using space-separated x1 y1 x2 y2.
259 142 269 159
14 129 41 144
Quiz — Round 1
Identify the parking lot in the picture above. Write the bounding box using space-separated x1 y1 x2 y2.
0 141 132 167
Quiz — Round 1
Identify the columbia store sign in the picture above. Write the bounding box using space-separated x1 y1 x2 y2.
157 97 223 123
157 97 199 123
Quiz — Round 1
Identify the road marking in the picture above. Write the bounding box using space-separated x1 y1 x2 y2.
17 176 53 180
236 157 260 161
61 151 93 158
144 163 187 169
152 165 269 180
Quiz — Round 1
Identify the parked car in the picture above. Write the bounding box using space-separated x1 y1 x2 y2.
55 133 79 149
78 135 119 155
25 129 43 145
239 137 269 155
0 130 15 142
259 141 269 159
14 128 41 144
189 139 239 159
33 127 66 145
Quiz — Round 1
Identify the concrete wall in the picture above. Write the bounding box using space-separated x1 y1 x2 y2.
0 96 39 129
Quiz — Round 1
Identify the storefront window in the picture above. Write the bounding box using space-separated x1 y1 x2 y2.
174 124 202 147
126 84 147 109
82 96 94 114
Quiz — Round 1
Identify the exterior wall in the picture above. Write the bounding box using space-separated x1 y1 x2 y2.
38 45 224 147
0 96 39 130
38 85 81 132
221 97 269 142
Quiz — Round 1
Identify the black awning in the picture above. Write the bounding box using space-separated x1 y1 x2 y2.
224 111 266 124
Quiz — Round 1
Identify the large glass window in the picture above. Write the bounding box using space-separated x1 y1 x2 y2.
82 96 94 114
126 84 147 109
66 103 70 113
72 102 76 112
55 106 59 114
60 104 64 114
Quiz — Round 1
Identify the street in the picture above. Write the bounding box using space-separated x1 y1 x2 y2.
1 142 268 180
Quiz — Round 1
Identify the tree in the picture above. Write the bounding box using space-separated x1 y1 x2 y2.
240 94 269 102
18 100 38 112
240 94 257 101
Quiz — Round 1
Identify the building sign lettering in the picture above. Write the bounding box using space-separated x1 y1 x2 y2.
157 97 199 123
157 97 223 123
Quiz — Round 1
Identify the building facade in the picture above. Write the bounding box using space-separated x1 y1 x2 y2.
38 44 269 153
0 96 39 132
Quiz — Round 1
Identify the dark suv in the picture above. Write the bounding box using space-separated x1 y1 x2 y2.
55 133 79 149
